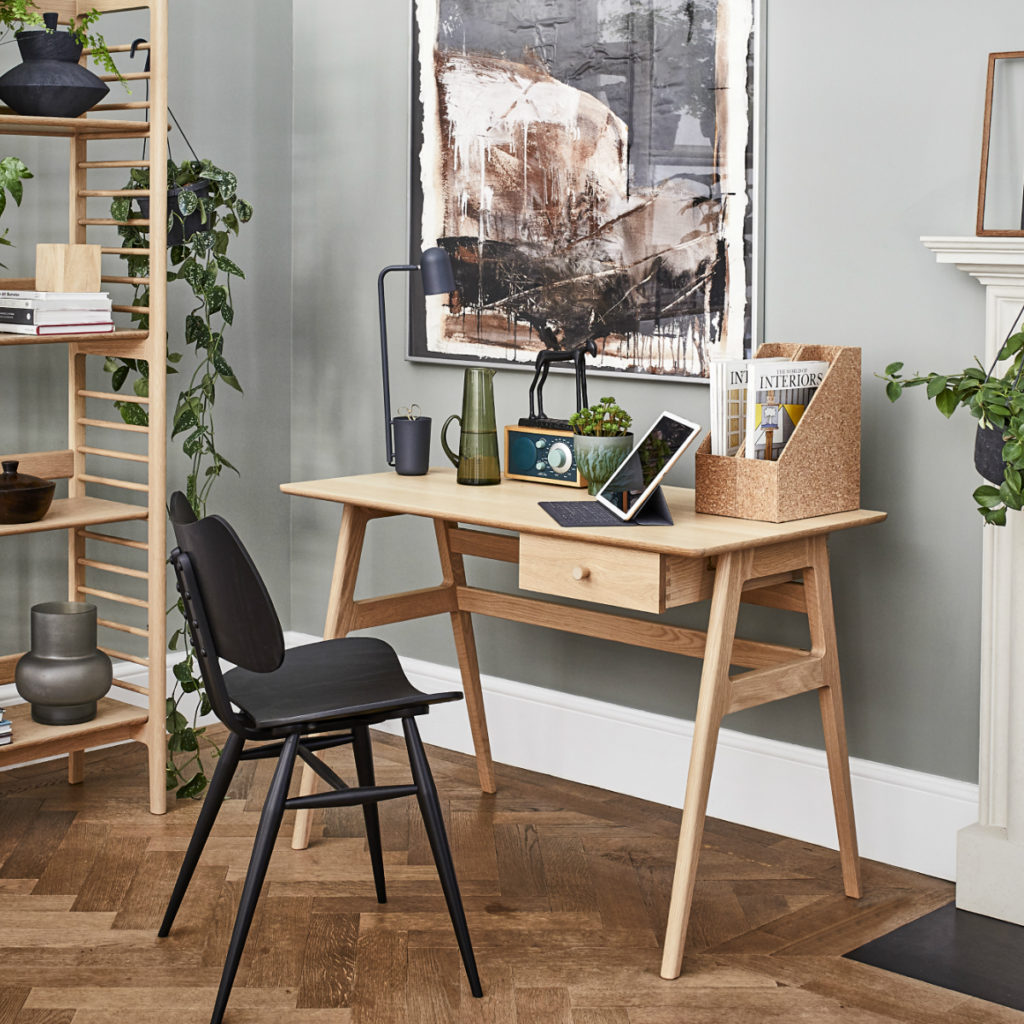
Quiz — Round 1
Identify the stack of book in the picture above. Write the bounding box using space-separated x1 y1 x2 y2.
0 289 113 335
710 356 829 462
0 706 11 747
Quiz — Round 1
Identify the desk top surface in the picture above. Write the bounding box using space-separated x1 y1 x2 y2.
282 469 886 558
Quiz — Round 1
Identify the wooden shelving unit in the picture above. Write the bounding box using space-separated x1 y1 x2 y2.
0 0 168 813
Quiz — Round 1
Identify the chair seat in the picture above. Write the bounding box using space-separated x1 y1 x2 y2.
225 636 461 730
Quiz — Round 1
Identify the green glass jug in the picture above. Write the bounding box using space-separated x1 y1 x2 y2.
441 367 501 485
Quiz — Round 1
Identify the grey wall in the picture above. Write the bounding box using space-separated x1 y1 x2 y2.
0 2 293 653
289 0 1023 785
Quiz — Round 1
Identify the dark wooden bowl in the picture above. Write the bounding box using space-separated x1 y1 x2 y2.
0 460 55 524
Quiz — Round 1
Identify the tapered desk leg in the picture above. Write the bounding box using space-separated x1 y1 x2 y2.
435 519 496 794
660 550 746 980
804 535 861 898
291 505 370 851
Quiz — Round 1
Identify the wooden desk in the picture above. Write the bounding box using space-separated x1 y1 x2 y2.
281 468 886 978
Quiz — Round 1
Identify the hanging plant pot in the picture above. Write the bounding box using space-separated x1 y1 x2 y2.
0 13 109 119
136 179 212 247
975 425 1008 485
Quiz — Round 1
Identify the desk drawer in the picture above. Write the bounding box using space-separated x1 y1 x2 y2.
519 534 667 613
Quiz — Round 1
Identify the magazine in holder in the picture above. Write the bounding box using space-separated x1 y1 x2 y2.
695 343 861 523
540 485 673 528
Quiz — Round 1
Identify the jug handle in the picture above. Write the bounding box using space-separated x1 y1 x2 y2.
441 414 461 469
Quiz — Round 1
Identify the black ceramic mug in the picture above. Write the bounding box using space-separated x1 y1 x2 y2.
392 415 432 475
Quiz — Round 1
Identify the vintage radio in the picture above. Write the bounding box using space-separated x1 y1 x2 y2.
504 423 585 486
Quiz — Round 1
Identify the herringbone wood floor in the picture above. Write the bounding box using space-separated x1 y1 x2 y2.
0 727 1016 1024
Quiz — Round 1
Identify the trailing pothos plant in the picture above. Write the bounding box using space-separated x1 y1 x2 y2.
106 157 252 797
880 319 1024 526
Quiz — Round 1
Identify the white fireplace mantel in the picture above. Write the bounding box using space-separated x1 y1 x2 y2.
922 235 1024 925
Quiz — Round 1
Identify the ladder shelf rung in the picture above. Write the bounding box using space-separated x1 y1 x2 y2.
81 218 150 227
101 647 148 668
78 446 149 464
77 417 148 434
110 677 149 696
78 586 148 609
97 618 149 638
79 474 149 493
79 189 149 198
78 529 148 551
78 557 149 580
78 389 150 405
78 160 152 169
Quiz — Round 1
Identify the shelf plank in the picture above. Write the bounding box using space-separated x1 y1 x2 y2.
0 329 147 348
0 698 148 768
0 496 147 537
0 112 149 137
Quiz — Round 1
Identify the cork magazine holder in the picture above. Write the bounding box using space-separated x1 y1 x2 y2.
695 343 861 522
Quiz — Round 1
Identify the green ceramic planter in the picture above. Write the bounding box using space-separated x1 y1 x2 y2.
573 433 633 496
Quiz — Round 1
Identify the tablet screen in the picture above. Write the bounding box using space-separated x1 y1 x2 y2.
596 413 700 519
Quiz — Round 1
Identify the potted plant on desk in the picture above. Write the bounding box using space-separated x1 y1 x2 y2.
880 312 1024 525
570 395 633 495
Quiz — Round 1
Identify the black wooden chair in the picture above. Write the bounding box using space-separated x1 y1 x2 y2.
159 492 481 1024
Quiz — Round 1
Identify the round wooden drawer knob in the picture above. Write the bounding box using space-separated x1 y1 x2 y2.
572 566 590 580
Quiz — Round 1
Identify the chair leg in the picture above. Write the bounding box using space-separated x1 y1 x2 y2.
402 717 482 998
210 732 299 1024
159 729 244 938
352 724 387 903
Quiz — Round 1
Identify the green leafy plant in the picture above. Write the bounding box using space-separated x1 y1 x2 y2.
0 155 30 263
880 320 1024 525
0 2 124 82
106 156 252 797
0 0 44 36
569 395 633 437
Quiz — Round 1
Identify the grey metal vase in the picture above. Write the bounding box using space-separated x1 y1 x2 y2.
15 602 112 724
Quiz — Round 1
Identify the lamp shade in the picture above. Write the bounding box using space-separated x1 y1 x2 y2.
420 246 455 295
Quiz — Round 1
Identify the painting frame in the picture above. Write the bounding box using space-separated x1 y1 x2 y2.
408 0 764 383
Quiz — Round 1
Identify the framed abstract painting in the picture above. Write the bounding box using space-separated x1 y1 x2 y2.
410 0 760 381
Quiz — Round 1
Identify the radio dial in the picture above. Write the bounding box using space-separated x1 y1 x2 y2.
535 438 547 448
547 441 572 474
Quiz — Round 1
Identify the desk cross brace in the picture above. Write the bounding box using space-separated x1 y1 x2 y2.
289 508 860 984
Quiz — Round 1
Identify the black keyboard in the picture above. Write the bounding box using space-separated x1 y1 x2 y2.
539 500 631 527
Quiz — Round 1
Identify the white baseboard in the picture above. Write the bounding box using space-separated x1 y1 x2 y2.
380 650 977 882
2 633 978 881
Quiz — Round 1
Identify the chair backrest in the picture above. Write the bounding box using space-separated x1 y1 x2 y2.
169 491 285 678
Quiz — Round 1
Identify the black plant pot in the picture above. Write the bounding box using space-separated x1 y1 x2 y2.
975 425 1007 485
0 14 109 118
137 180 212 247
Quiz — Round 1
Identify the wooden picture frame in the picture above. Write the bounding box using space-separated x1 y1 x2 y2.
977 51 1024 237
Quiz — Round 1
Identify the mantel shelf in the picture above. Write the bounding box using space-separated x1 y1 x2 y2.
0 112 149 137
921 236 1024 282
0 496 147 537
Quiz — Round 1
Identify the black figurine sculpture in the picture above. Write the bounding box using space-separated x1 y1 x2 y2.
524 337 597 427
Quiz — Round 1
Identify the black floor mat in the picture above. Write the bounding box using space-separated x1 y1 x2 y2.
846 901 1024 1011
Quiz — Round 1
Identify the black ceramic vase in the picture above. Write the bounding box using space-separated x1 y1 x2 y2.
975 425 1007 485
0 13 109 119
15 602 112 724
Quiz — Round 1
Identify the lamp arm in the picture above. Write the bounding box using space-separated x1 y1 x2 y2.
378 264 418 466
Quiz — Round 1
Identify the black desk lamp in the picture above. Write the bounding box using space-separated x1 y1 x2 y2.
378 247 455 466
